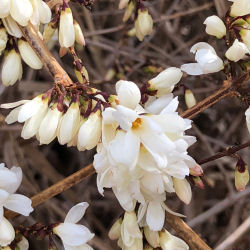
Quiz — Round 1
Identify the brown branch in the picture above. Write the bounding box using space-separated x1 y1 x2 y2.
198 141 250 165
5 163 95 219
18 23 73 86
165 211 211 250
181 80 233 119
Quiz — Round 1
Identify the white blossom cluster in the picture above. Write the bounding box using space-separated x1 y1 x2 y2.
0 163 33 248
0 0 52 86
94 75 197 232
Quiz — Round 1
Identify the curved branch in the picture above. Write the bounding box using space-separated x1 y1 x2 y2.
19 23 73 86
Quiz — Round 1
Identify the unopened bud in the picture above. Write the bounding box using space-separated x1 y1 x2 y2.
189 164 203 176
203 15 226 39
225 39 249 62
144 226 160 248
75 65 89 83
123 1 135 22
193 176 205 189
59 5 75 48
108 218 122 240
0 217 15 247
18 39 43 69
74 20 85 46
173 178 192 205
235 158 249 191
43 22 57 43
240 29 250 50
105 68 116 81
185 89 196 108
230 0 250 17
135 9 153 41
127 27 136 37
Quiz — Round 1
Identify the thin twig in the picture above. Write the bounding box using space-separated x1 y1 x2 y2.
214 216 250 250
198 141 250 165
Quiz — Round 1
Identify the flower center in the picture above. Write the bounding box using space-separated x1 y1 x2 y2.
132 118 142 130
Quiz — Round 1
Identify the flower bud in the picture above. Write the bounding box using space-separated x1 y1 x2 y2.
144 226 160 248
149 67 183 96
185 89 196 108
121 211 142 247
39 105 63 144
159 230 189 250
116 80 141 109
2 16 22 38
0 27 8 54
18 39 43 69
10 0 33 26
0 217 15 247
21 97 48 139
135 9 153 41
192 176 205 189
127 27 136 37
0 0 10 18
38 0 52 24
173 178 192 205
58 102 80 145
230 0 250 17
75 65 89 83
203 15 226 39
43 21 57 43
122 1 135 22
108 218 122 240
119 0 129 10
74 20 85 46
240 29 250 50
2 49 23 86
189 164 203 176
59 5 75 48
77 111 102 150
225 39 249 62
17 236 29 250
235 158 249 192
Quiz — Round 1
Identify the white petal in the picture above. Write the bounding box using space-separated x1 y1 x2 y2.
109 130 140 169
54 223 94 246
180 63 204 75
4 194 33 216
0 217 15 247
0 0 10 18
5 106 22 124
190 42 216 54
146 201 165 231
0 100 28 109
2 15 22 38
113 187 136 211
160 96 179 114
65 202 89 224
38 0 52 24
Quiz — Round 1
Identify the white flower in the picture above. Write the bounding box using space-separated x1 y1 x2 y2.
116 80 141 109
57 102 80 145
53 202 94 250
77 111 102 151
120 211 143 249
144 226 160 248
225 39 249 62
181 42 224 75
10 0 33 26
173 178 192 205
0 163 33 220
204 15 226 39
30 0 51 26
0 28 8 54
18 39 43 69
135 9 153 41
1 49 22 86
0 217 15 247
230 0 250 17
159 229 189 250
245 107 250 133
74 20 85 46
109 218 122 240
2 15 22 38
59 5 75 48
39 105 63 144
148 68 183 96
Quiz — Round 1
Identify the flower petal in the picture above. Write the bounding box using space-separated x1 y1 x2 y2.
64 202 89 224
146 201 165 231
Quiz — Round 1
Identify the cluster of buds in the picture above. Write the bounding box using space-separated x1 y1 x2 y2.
203 0 250 62
43 0 85 51
1 82 108 149
0 163 33 248
109 211 189 250
119 0 153 41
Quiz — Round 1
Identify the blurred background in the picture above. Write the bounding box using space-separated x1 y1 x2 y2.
0 0 250 249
